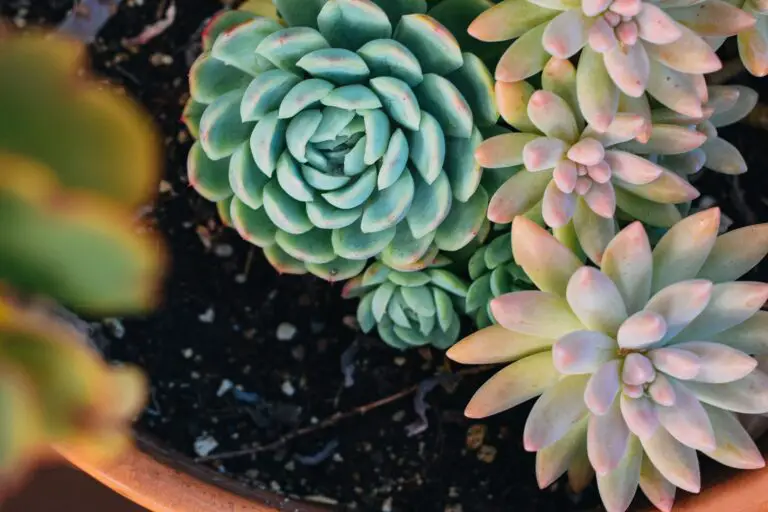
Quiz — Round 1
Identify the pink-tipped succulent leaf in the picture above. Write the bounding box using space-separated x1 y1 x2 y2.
448 210 768 512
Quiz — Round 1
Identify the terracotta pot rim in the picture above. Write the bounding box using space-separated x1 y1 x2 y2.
60 432 329 512
61 430 768 512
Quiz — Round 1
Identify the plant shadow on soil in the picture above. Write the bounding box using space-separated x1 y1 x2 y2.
5 1 768 511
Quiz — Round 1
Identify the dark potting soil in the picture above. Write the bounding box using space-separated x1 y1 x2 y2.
5 1 768 511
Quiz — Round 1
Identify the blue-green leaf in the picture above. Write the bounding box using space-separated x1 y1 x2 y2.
434 185 488 251
415 73 473 138
394 14 463 75
428 269 469 296
362 261 391 286
307 198 363 229
357 39 423 86
381 222 435 267
241 69 302 122
310 107 356 143
357 292 376 332
361 170 415 233
307 257 367 282
211 18 281 75
301 165 350 191
276 151 315 202
321 84 383 110
188 141 232 201
275 229 335 264
250 111 287 176
332 220 397 260
256 27 330 73
369 76 421 131
317 0 392 50
408 111 445 184
264 244 308 275
400 285 436 316
363 110 391 164
323 166 377 209
286 109 323 163
262 180 313 234
406 171 452 238
273 0 325 28
447 52 498 127
189 53 252 104
378 129 410 189
200 89 252 160
297 48 371 85
444 127 483 201
231 197 277 247
229 142 269 209
279 79 335 119
373 281 397 322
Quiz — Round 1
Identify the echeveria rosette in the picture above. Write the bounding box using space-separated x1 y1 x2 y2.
465 0 752 131
466 232 535 329
476 69 699 265
342 260 469 349
183 0 499 281
619 85 758 178
448 209 768 512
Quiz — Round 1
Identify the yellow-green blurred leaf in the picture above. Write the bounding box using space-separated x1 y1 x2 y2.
0 32 161 207
0 364 41 473
239 0 280 19
0 153 165 313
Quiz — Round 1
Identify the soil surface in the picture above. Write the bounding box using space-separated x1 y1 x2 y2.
4 1 768 511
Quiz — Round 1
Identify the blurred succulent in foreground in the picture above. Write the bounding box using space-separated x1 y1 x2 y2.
0 298 147 485
0 32 164 480
476 63 699 264
466 0 755 130
619 85 758 178
466 232 534 329
448 209 768 512
183 0 499 280
342 260 468 349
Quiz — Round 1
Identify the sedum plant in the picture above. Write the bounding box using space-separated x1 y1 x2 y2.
342 260 469 349
448 209 768 512
183 0 499 280
467 0 759 130
0 32 163 479
475 60 699 264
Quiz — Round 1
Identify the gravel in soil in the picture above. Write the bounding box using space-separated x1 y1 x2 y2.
4 1 768 511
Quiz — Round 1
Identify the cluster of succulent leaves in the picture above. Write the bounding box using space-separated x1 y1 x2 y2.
185 1 768 510
0 32 164 481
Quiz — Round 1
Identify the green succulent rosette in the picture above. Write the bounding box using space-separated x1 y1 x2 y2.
183 0 499 281
342 260 469 350
466 231 535 329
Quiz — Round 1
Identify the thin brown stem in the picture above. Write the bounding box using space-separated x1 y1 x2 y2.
196 364 498 462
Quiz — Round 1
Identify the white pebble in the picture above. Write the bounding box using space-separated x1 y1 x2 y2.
382 497 393 512
216 379 234 397
281 380 296 397
181 348 194 359
193 435 218 457
198 307 215 323
276 322 297 341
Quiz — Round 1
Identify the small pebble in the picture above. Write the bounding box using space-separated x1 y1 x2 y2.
445 504 463 512
310 321 325 334
291 345 306 361
281 380 296 396
466 424 487 450
394 357 406 367
477 444 497 463
381 497 393 512
332 453 343 462
216 379 233 397
198 307 215 323
245 469 260 479
270 481 281 492
193 435 218 457
284 460 296 471
214 244 233 257
158 180 173 193
448 487 460 498
342 315 358 330
276 322 297 341
103 318 126 339
191 371 200 380
392 410 406 422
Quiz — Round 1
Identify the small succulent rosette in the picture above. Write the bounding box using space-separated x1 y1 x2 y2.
448 209 768 512
466 232 534 329
475 60 699 264
342 260 469 350
183 0 499 281
618 85 758 178
707 0 768 77
465 0 756 130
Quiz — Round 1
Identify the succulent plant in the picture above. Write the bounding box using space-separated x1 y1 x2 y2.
0 32 163 482
466 232 534 329
0 298 147 480
183 0 499 280
618 85 758 178
700 0 768 77
342 260 469 349
475 61 699 264
448 209 768 512
465 0 757 130
0 32 164 313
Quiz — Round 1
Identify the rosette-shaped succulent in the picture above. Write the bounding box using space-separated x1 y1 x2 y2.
342 260 468 349
466 232 534 329
476 60 699 264
465 0 753 130
183 0 498 280
619 85 758 177
448 209 768 512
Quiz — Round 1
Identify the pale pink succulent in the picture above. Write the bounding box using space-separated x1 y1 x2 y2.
615 85 758 177
448 208 768 512
477 67 699 264
467 0 755 130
